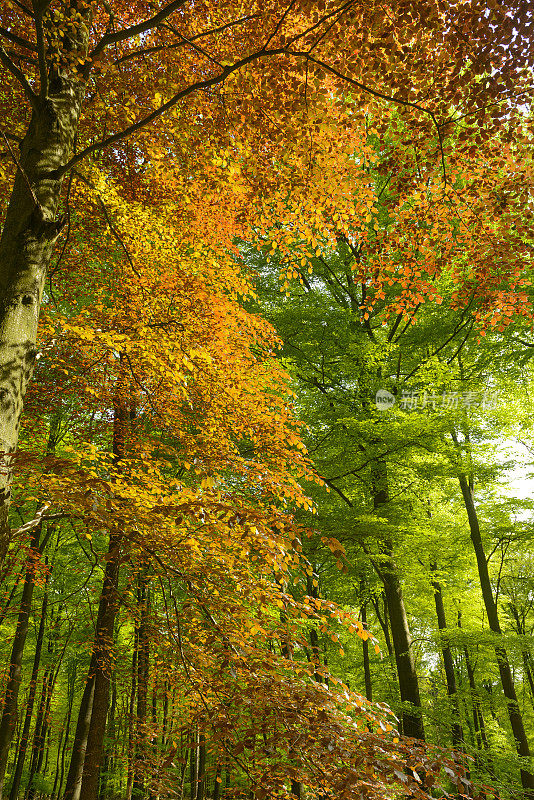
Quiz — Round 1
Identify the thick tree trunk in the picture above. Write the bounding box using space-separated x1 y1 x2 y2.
430 565 465 751
458 473 534 794
63 671 95 800
370 461 424 741
0 81 85 562
0 525 44 797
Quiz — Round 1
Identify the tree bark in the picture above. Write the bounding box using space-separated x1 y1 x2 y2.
458 473 534 794
0 76 87 563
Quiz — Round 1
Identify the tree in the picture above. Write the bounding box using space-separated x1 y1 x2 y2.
0 0 532 560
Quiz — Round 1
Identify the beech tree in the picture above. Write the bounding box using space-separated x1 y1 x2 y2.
0 0 533 560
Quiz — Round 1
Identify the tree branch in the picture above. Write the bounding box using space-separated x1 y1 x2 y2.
0 46 38 109
57 46 287 177
0 25 37 52
32 2 48 98
113 14 259 65
88 0 189 66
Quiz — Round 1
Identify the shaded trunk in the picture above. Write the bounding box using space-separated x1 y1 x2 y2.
0 74 87 563
8 570 50 800
189 730 197 800
371 461 424 740
67 396 128 800
212 765 222 800
458 473 534 794
306 572 322 683
0 525 44 797
132 572 150 800
99 677 116 800
63 670 95 800
361 602 372 702
26 665 55 800
430 565 465 751
77 535 121 800
196 734 205 800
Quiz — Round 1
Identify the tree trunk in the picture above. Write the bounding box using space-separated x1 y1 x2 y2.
63 670 95 800
0 525 44 797
361 602 372 702
430 565 465 751
370 460 424 740
26 665 54 800
458 473 534 794
132 571 150 800
75 390 129 800
8 569 50 800
0 76 87 563
196 734 205 800
76 534 121 800
189 730 197 800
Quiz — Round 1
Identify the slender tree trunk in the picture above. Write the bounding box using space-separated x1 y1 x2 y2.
212 764 222 800
430 565 465 751
75 390 129 800
8 569 50 800
196 734 206 800
458 473 534 794
76 534 121 800
508 603 534 708
371 460 424 740
132 571 150 800
189 730 198 800
0 525 44 797
26 662 55 800
361 602 372 702
99 676 116 800
306 572 322 683
126 646 137 800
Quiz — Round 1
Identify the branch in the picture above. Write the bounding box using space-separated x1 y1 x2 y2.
57 46 287 177
284 50 448 179
0 46 38 109
72 169 141 277
0 26 37 51
88 0 189 65
0 128 43 211
113 14 260 65
10 0 34 17
323 478 353 508
32 2 48 98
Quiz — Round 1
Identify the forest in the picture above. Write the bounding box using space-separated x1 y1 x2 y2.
0 1 533 799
